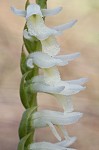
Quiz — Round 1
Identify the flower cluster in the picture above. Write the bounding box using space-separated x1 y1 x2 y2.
12 1 87 150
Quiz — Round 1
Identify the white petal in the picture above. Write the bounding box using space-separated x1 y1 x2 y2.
43 67 61 85
27 52 62 68
57 137 76 148
53 20 77 31
47 122 61 141
11 7 26 17
60 83 86 96
34 110 83 126
29 142 66 150
42 7 62 16
26 4 43 19
41 36 60 56
58 125 76 146
62 112 83 125
55 52 80 66
66 78 88 85
23 29 33 41
31 82 64 94
56 126 77 147
27 52 80 69
55 95 74 112
27 16 58 40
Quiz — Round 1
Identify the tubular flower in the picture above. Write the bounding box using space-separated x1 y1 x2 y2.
31 110 82 141
26 52 80 68
12 1 87 150
30 73 86 112
31 75 85 96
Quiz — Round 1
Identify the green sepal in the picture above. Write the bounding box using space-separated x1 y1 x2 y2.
23 24 42 53
36 0 47 9
17 132 33 150
20 45 30 75
20 70 38 109
20 71 30 108
19 107 37 139
23 37 40 53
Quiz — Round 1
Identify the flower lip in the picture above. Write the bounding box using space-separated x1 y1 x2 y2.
28 141 76 150
32 110 83 141
33 110 83 126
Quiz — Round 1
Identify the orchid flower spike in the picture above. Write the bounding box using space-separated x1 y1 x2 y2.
31 110 83 141
12 1 88 149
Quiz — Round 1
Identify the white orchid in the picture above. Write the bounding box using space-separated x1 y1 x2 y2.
11 4 77 56
31 109 82 141
28 141 77 150
26 51 80 68
11 4 77 40
30 73 87 112
31 75 85 96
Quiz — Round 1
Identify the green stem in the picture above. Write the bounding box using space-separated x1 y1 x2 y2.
18 0 48 149
36 0 47 9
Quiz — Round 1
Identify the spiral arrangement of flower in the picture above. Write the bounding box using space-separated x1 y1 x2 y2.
12 0 87 149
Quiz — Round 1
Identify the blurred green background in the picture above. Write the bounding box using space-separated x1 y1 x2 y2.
0 0 99 149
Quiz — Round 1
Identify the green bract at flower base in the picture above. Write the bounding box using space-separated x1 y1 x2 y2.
11 0 87 149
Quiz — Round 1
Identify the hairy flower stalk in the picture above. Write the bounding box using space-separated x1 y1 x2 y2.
12 0 87 149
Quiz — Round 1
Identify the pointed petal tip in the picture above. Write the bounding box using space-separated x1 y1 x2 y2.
53 19 78 32
58 6 63 11
11 6 26 17
42 6 63 17
70 52 80 59
79 78 89 84
11 6 17 14
75 52 80 56
75 85 86 91
68 19 78 27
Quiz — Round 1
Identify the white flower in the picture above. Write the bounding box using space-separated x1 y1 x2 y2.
30 74 87 112
28 141 77 150
26 51 80 69
31 110 82 141
31 75 86 96
12 4 77 56
23 34 61 56
11 4 77 41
